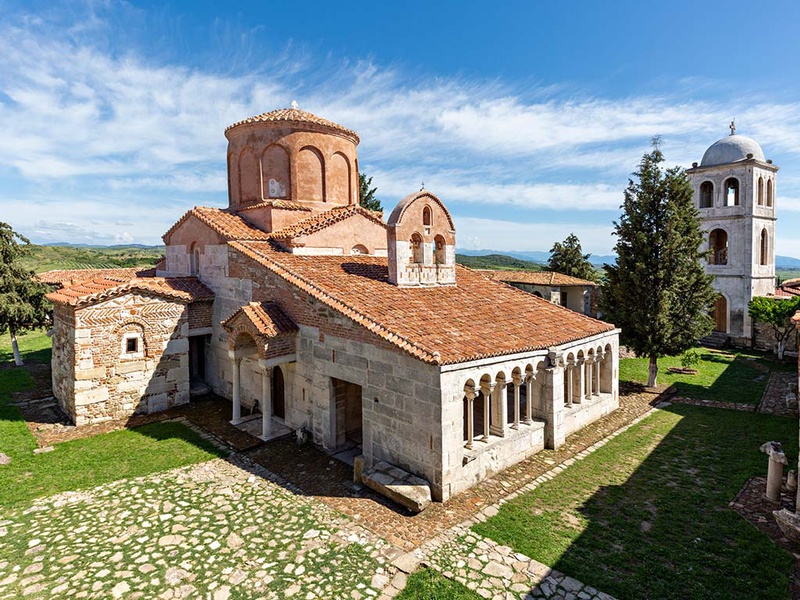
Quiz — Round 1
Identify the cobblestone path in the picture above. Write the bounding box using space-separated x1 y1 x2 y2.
0 456 399 600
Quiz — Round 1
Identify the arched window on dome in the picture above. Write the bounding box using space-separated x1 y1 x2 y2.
760 229 769 266
724 178 739 206
350 244 368 255
699 181 714 208
757 177 764 206
767 179 774 207
410 233 424 264
709 229 728 265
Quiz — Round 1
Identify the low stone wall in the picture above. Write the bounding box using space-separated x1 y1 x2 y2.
753 320 799 356
562 393 619 439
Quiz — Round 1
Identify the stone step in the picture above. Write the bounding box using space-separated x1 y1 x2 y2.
359 459 432 513
700 331 728 349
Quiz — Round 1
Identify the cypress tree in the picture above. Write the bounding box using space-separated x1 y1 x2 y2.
601 141 716 386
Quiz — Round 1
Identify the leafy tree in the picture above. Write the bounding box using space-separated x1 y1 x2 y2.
359 173 382 212
601 142 717 387
748 296 800 360
547 233 597 281
0 223 51 366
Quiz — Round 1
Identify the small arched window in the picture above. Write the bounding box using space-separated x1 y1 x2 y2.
760 229 769 266
724 178 739 206
351 244 368 255
699 181 714 208
767 179 774 207
410 233 424 264
709 229 728 265
757 177 764 206
422 206 432 226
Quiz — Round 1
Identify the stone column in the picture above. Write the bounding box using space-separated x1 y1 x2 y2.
524 374 533 424
229 353 242 425
490 377 507 437
544 351 566 449
464 384 476 449
566 364 574 408
575 358 585 404
258 359 273 441
595 354 602 395
512 373 522 429
480 382 493 442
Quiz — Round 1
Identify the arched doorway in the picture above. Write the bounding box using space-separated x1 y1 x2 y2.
713 296 727 333
272 366 285 419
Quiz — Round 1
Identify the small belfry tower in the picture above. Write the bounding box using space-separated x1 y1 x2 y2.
387 190 457 287
686 122 778 345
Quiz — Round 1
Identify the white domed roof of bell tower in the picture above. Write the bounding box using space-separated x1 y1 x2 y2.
700 134 765 167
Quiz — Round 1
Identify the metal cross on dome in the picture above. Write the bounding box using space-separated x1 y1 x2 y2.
729 119 736 135
291 100 299 109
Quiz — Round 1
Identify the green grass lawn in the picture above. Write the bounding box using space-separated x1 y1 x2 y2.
0 328 52 365
396 569 481 600
619 349 778 404
474 405 797 600
0 330 227 508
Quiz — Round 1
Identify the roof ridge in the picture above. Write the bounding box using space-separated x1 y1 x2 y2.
268 204 385 240
225 108 360 143
229 241 443 364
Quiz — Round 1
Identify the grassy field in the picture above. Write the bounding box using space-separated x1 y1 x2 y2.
0 330 227 508
19 244 164 273
474 405 796 599
618 348 788 404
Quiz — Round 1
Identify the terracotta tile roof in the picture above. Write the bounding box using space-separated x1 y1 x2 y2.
269 205 385 240
221 302 298 338
37 267 159 286
225 108 360 144
779 279 800 297
478 270 596 287
230 242 615 365
237 200 312 213
163 206 272 243
47 276 214 307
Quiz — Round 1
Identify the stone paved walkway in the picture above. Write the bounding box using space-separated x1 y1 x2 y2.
0 456 399 600
758 372 799 417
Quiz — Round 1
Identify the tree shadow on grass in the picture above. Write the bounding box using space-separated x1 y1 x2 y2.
478 404 798 600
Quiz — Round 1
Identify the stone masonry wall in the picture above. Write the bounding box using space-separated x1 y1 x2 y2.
64 293 190 425
753 320 799 356
51 303 76 418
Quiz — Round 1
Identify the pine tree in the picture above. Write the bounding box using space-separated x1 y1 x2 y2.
601 142 716 387
359 173 382 212
0 223 51 366
547 233 597 281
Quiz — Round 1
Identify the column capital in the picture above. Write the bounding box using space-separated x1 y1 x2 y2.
512 373 522 386
463 383 477 401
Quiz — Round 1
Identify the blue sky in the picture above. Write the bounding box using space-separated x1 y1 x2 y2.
2 0 799 257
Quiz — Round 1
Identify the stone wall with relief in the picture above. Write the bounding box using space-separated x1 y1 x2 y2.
54 292 190 425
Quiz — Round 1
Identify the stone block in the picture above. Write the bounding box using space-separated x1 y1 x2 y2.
74 387 109 407
361 460 432 513
163 338 189 356
167 366 190 383
75 366 106 381
116 360 147 375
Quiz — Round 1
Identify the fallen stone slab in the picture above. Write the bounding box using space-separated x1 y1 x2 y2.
361 460 432 513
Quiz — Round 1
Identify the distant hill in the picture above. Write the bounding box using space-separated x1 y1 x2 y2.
21 244 164 273
456 253 543 271
458 248 800 269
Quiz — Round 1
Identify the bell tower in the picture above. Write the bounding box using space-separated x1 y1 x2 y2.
386 190 456 287
686 124 778 345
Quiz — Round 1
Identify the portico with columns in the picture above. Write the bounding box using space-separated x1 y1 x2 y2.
221 302 297 441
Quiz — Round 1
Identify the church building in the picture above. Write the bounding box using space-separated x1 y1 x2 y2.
46 107 620 507
687 124 778 346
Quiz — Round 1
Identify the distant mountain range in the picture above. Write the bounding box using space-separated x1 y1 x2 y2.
457 248 800 269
